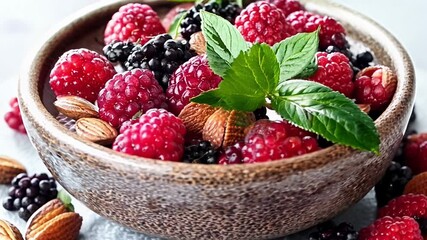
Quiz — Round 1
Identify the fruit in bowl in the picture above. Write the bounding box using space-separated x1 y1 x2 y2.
18 0 415 239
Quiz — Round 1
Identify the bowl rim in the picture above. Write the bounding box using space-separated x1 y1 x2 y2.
18 0 415 175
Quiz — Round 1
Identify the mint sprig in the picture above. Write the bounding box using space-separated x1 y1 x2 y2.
192 12 380 153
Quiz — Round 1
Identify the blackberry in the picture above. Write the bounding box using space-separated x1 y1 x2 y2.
180 1 241 40
309 221 358 240
183 140 219 164
3 173 58 221
125 34 196 90
375 161 413 208
254 107 268 120
325 45 374 76
103 40 136 66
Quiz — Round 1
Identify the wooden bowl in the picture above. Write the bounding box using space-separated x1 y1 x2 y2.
18 0 415 239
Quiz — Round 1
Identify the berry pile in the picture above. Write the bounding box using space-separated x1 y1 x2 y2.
2 173 58 221
180 1 241 40
4 97 26 134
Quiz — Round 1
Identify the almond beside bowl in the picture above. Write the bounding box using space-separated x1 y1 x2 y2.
18 0 415 239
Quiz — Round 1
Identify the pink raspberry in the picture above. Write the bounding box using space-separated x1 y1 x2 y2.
234 1 291 46
286 10 346 49
4 97 26 134
104 3 166 45
49 48 116 102
359 216 422 240
113 109 186 161
268 0 304 16
166 55 222 115
378 194 427 220
309 52 354 98
97 69 167 129
404 133 427 175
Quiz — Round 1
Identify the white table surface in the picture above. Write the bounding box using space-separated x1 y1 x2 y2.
0 1 426 239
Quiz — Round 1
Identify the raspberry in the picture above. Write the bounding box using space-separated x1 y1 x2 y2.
183 140 219 164
404 133 427 175
162 3 193 31
268 0 304 16
166 55 222 115
242 120 319 163
286 11 346 49
308 221 358 240
358 216 422 240
375 161 413 208
112 109 186 161
97 69 167 128
4 97 26 134
103 40 136 66
235 1 290 46
309 52 354 98
180 1 241 40
378 194 427 221
125 34 196 90
49 48 116 102
104 3 166 45
218 141 245 165
354 66 397 111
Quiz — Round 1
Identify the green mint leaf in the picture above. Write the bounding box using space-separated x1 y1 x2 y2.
168 11 187 39
57 189 75 212
191 89 229 108
295 57 318 78
272 30 319 81
201 11 250 77
271 80 380 153
197 43 279 111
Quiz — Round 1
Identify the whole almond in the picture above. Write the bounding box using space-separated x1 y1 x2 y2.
189 31 207 55
54 96 98 120
178 103 219 139
26 199 68 238
0 219 23 240
357 104 371 114
76 118 117 145
0 156 26 184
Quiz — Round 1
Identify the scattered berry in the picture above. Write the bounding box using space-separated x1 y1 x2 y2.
97 69 167 128
180 1 241 40
162 3 193 31
103 41 135 66
242 120 319 163
286 10 346 49
166 55 222 115
4 97 26 134
218 141 245 165
359 216 422 240
309 52 354 98
104 3 165 44
405 172 427 196
125 34 196 90
183 140 219 164
308 221 358 240
378 194 427 221
2 173 57 221
235 1 290 46
113 109 186 161
268 0 304 16
354 66 397 111
49 48 116 102
404 133 427 175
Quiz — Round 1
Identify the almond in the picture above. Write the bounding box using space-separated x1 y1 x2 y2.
189 31 207 55
26 199 82 240
0 219 23 240
357 104 371 114
178 103 219 139
0 156 26 184
75 118 117 145
54 95 98 120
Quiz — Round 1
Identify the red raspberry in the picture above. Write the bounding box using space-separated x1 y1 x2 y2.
354 66 397 111
112 109 186 161
286 11 346 49
97 69 167 129
404 133 427 175
242 120 319 163
104 3 166 45
218 142 245 165
359 216 422 240
235 1 290 46
166 55 222 115
49 48 116 103
4 97 26 134
309 52 354 98
162 3 193 31
378 194 427 220
268 0 304 16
